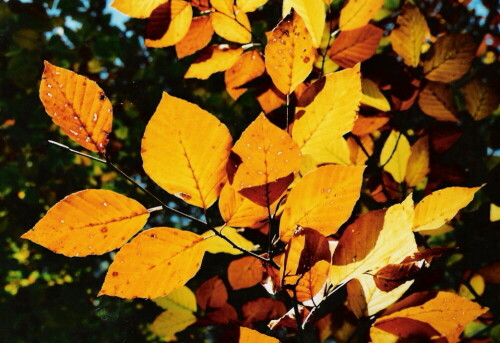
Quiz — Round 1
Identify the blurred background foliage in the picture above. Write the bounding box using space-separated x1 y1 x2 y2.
0 0 499 342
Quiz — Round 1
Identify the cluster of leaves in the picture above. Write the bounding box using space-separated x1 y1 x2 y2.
16 0 500 342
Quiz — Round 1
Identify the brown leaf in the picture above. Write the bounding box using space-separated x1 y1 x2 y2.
196 276 228 310
242 297 286 327
418 81 459 122
347 279 367 318
228 256 265 290
463 78 500 121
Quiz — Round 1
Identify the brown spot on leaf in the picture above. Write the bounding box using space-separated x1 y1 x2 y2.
112 272 119 277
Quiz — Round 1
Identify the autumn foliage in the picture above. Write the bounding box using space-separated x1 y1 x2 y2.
21 0 499 342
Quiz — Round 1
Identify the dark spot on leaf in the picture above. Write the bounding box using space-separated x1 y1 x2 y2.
101 227 108 233
99 92 106 101
112 272 119 277
303 56 310 63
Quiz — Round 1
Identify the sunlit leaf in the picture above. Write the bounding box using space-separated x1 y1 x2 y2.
99 227 206 299
111 0 167 18
405 136 430 187
210 1 252 43
351 115 389 136
282 0 326 47
292 65 362 157
141 92 232 209
280 165 365 242
329 24 383 68
196 276 228 310
237 0 269 12
40 61 113 153
228 256 265 290
296 260 330 304
458 274 485 300
22 189 149 257
463 78 500 121
347 134 374 166
339 0 384 31
257 83 286 113
360 78 390 112
413 186 482 232
418 81 458 122
175 16 214 59
145 0 193 48
239 326 280 343
150 306 196 341
225 50 265 100
202 226 255 255
154 286 197 312
305 137 352 167
185 44 243 80
389 3 428 67
373 291 488 343
380 130 411 183
231 113 302 207
265 12 315 94
423 34 476 83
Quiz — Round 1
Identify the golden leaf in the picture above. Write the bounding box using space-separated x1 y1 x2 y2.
202 226 255 255
185 45 243 80
111 0 167 18
405 136 430 187
141 92 232 209
237 0 268 12
154 286 197 312
228 256 265 290
463 78 500 121
351 115 389 136
389 3 428 67
22 189 148 257
282 0 326 47
175 16 214 59
210 0 252 43
39 61 113 154
99 227 206 299
150 308 196 341
413 186 482 232
423 33 476 83
145 0 193 48
225 50 266 100
380 130 411 183
265 12 315 94
296 260 330 304
418 81 459 122
239 327 280 343
360 78 390 112
280 165 365 242
339 0 384 31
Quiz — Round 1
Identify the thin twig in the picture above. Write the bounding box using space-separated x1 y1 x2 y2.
380 132 402 169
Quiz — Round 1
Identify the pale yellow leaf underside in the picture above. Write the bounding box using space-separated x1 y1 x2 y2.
361 78 390 112
111 0 167 18
150 306 197 341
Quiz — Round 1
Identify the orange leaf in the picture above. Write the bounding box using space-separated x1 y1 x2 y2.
295 260 330 304
231 113 302 207
210 1 251 43
228 256 265 290
205 303 239 324
339 0 384 31
99 227 206 299
111 0 166 18
225 50 265 100
423 33 476 83
282 0 326 47
185 44 243 80
265 12 315 94
418 81 458 122
218 182 269 228
196 276 228 310
405 135 430 187
175 16 214 59
389 3 428 67
329 24 383 68
351 115 389 136
40 61 113 154
242 297 286 326
280 165 365 242
346 279 367 318
237 0 269 12
239 327 280 343
463 78 500 121
374 291 488 343
347 134 374 166
257 83 286 113
22 189 149 257
141 92 232 209
145 1 193 48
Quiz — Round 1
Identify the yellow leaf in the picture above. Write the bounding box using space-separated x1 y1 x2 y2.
210 2 252 43
175 16 214 59
228 256 265 290
370 326 400 343
405 135 430 187
225 50 266 100
413 186 482 232
423 33 476 83
218 182 269 228
202 226 255 255
232 113 302 207
265 12 315 94
39 61 113 154
280 165 365 242
307 137 353 166
459 274 485 300
145 1 193 48
185 45 243 80
491 203 500 222
463 78 500 121
150 306 196 341
292 65 362 156
380 130 411 183
339 0 384 31
141 92 232 209
237 0 268 12
239 326 280 343
22 189 149 257
361 78 390 112
329 24 384 68
329 196 416 288
154 286 197 312
111 0 167 18
418 81 458 122
282 0 326 47
99 227 206 299
389 3 428 67
347 135 374 166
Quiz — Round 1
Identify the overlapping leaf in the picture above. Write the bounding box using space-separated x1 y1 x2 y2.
339 0 384 31
40 61 113 154
210 0 252 43
22 189 149 257
380 130 411 183
360 78 390 112
225 50 265 100
202 226 255 255
111 0 167 18
282 0 325 47
141 92 232 209
185 45 243 80
239 326 280 343
405 136 430 187
175 16 214 59
99 227 206 299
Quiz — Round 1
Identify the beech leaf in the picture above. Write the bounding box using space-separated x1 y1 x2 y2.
339 0 384 31
185 45 243 80
418 81 458 122
111 0 167 18
282 0 326 47
225 50 266 100
210 1 251 43
239 326 280 343
463 78 500 121
380 130 411 183
228 256 265 290
175 16 214 59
